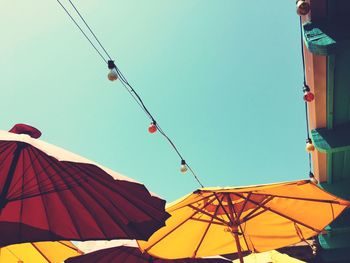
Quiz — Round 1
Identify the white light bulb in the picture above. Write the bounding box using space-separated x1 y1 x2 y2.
108 68 118 81
180 164 188 173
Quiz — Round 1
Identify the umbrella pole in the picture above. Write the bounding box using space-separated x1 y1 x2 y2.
233 231 244 263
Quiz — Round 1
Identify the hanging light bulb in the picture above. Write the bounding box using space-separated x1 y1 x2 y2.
296 0 310 16
306 138 315 152
303 85 314 102
309 172 318 184
180 159 188 173
148 121 157 133
107 60 118 81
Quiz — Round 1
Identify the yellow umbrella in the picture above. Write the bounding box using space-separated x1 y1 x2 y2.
232 250 305 263
0 241 82 263
138 180 350 263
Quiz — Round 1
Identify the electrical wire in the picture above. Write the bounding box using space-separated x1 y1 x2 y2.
67 0 113 60
67 0 157 123
56 0 107 64
55 0 204 188
299 17 313 173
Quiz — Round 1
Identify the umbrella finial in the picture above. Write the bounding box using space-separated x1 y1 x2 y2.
9 124 42 139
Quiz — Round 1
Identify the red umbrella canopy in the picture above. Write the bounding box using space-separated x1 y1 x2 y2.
65 245 231 263
0 124 169 246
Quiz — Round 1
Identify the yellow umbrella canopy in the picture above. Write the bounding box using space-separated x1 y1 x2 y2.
232 250 305 263
138 180 350 262
0 241 82 263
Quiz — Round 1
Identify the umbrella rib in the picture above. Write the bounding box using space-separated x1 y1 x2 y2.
0 142 16 171
237 192 251 219
233 193 323 233
0 142 25 209
8 145 46 196
33 148 84 239
225 194 236 223
143 196 219 252
27 148 54 231
239 196 274 223
188 205 228 225
8 187 78 202
167 193 217 212
7 145 84 200
39 153 110 239
226 194 250 252
57 241 82 252
240 207 268 223
193 195 224 257
241 192 342 204
66 160 162 240
18 149 26 242
70 162 167 235
213 193 233 224
32 243 52 262
74 166 152 213
72 162 162 221
142 209 199 252
189 217 225 225
3 247 21 261
0 141 16 156
61 157 156 239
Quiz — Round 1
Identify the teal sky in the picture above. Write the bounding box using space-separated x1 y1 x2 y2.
0 1 307 202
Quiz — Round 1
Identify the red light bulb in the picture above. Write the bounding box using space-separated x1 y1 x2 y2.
303 91 314 102
148 122 157 133
296 0 310 16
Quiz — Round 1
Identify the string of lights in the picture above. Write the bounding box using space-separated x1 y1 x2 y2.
298 15 317 184
55 0 204 188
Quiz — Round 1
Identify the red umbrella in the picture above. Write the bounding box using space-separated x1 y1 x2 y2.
0 124 169 246
65 245 230 263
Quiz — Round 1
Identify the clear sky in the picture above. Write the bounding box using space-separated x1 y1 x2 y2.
0 1 308 202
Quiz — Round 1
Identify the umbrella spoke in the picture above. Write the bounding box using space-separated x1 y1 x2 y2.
39 152 112 238
236 192 251 219
139 181 350 260
213 193 232 223
188 205 229 225
226 194 251 253
234 193 323 233
193 195 224 257
71 162 166 222
7 147 85 201
169 192 217 212
144 197 220 252
143 209 200 252
225 194 236 223
241 207 268 223
0 142 16 165
35 149 84 238
31 243 51 262
0 143 26 210
239 195 274 223
240 191 343 205
0 126 169 245
7 146 85 200
8 145 45 194
189 217 225 226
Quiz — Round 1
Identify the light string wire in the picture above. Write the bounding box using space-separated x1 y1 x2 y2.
56 0 204 188
299 17 313 174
